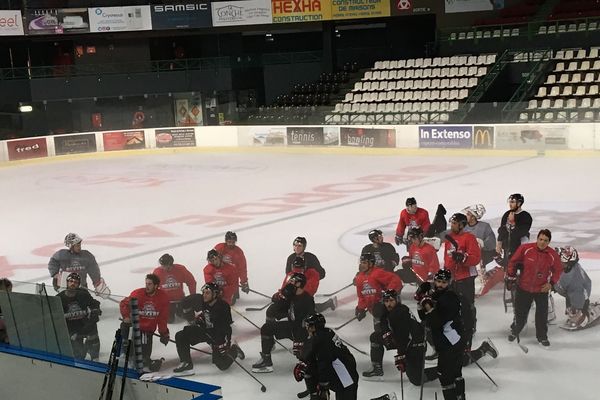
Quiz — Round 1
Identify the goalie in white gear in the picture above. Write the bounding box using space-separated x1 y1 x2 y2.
48 233 111 299
554 246 596 329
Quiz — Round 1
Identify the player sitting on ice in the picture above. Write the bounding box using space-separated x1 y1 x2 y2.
554 246 599 330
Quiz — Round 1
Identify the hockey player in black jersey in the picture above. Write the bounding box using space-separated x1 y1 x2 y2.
252 272 315 373
294 313 359 400
361 229 400 272
286 237 326 280
173 283 244 373
57 273 102 361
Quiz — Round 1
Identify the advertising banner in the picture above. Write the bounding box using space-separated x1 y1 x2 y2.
0 10 25 36
175 97 204 127
102 130 145 151
473 126 494 149
419 125 472 148
7 138 48 161
340 127 395 148
26 9 89 35
247 127 286 146
212 0 272 27
88 6 152 33
155 128 197 148
391 0 437 16
151 3 212 30
331 0 390 20
494 125 569 150
54 134 97 155
271 0 330 23
444 0 493 13
286 127 338 146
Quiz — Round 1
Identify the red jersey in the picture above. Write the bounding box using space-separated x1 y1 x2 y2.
152 264 197 302
396 208 431 237
282 267 320 297
120 288 169 336
356 268 402 311
203 261 238 305
508 243 562 293
409 242 440 281
443 231 481 281
214 243 248 284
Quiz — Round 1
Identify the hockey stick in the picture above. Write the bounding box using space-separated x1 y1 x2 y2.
152 333 212 355
515 334 528 354
231 306 293 355
99 331 120 400
334 316 357 330
82 286 121 304
468 354 498 388
245 301 273 312
400 371 404 400
39 283 64 355
119 340 132 400
297 390 310 399
242 286 272 300
316 283 353 297
339 337 368 356
105 330 124 400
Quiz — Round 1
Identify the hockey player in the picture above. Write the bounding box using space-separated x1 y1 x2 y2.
152 253 196 323
361 229 400 272
400 227 440 283
172 283 245 373
0 278 13 344
416 270 465 400
506 229 561 347
280 257 335 313
294 313 359 400
554 246 598 330
252 272 315 373
204 249 238 305
120 273 170 371
286 237 326 280
354 253 403 378
48 233 110 299
395 197 431 246
57 273 102 361
214 231 249 304
461 204 496 267
496 194 533 267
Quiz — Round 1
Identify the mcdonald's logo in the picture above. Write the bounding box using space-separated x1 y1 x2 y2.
473 126 494 148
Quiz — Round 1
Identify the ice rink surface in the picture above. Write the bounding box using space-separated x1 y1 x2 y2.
1 148 599 400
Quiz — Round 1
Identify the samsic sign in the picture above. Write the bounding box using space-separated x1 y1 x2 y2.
151 2 212 29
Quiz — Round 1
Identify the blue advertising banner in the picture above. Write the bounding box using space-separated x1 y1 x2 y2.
151 2 212 29
418 125 472 148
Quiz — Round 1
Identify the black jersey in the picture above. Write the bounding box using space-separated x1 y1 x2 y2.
361 242 400 272
382 303 425 355
57 289 100 334
286 252 326 279
180 294 233 342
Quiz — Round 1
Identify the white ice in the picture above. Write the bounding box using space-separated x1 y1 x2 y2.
1 149 599 400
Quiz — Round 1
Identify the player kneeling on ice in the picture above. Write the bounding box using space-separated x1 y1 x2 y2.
554 246 599 330
294 313 359 400
173 283 245 373
252 272 315 373
57 273 102 361
120 273 170 372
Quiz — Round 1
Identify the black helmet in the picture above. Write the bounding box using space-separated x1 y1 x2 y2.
449 213 468 229
407 227 424 240
293 236 307 248
225 231 237 241
434 269 452 282
508 193 524 206
289 272 307 288
382 289 399 302
304 313 326 330
207 249 220 260
66 272 81 283
360 252 376 264
292 257 305 269
368 229 383 242
201 282 221 296
159 253 174 266
405 197 417 206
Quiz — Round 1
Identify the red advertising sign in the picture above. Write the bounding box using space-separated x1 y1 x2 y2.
103 130 145 151
7 138 49 161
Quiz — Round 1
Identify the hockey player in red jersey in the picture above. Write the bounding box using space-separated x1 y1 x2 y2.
204 249 238 306
120 273 170 371
404 227 440 283
214 231 249 304
152 253 197 323
395 197 431 246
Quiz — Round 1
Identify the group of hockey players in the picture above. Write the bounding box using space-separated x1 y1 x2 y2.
0 192 596 400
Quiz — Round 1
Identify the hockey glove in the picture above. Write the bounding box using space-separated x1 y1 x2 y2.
294 361 308 382
395 235 403 246
451 251 466 263
382 331 396 350
414 281 432 302
52 272 62 292
293 341 304 358
93 278 111 299
241 281 250 294
160 334 170 346
419 296 434 311
505 276 517 291
394 354 406 373
281 283 296 299
317 383 330 400
272 290 287 303
355 307 367 322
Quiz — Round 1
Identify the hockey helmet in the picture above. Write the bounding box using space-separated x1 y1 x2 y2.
368 229 383 242
360 252 376 264
434 269 452 282
508 193 524 206
293 236 307 248
64 233 82 248
449 213 468 229
462 204 486 220
407 227 424 240
202 282 221 296
304 313 326 330
207 249 220 261
159 253 174 266
289 272 307 288
66 272 81 283
225 231 237 241
556 246 579 270
382 289 399 302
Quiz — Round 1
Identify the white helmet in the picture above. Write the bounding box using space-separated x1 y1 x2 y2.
64 233 83 248
462 204 486 220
